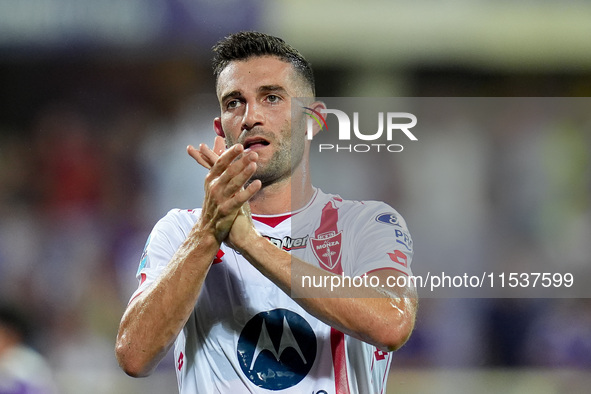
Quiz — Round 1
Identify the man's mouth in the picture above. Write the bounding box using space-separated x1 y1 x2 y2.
243 137 270 150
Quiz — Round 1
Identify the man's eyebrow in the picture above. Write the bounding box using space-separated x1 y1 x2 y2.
258 85 288 95
220 90 242 104
220 86 288 104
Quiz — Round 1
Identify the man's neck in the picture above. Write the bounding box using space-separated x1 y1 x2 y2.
249 177 314 215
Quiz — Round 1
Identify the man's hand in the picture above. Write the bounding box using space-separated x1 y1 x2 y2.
187 138 261 244
187 136 227 170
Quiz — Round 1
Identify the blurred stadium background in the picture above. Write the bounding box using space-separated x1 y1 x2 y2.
0 1 590 393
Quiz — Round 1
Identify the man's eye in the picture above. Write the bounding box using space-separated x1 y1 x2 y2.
227 100 241 109
266 94 280 103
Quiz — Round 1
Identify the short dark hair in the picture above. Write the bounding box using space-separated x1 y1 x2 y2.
212 31 315 95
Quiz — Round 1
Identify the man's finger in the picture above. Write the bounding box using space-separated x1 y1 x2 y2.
217 152 258 198
232 179 262 207
213 136 226 156
213 177 259 227
208 143 244 178
199 143 221 169
187 145 214 170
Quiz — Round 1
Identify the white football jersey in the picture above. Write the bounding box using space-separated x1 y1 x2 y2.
132 189 414 394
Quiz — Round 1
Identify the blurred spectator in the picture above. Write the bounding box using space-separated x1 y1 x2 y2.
0 303 57 394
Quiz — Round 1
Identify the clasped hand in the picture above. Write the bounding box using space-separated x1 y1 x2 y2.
187 136 261 249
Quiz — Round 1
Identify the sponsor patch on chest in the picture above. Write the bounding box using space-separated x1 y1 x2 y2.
264 235 309 251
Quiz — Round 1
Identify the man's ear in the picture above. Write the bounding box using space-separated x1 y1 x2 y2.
308 101 327 138
213 117 225 138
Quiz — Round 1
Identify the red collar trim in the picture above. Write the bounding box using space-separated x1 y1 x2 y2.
251 188 320 228
253 213 292 228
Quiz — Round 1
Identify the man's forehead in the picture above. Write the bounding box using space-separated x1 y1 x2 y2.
216 56 302 98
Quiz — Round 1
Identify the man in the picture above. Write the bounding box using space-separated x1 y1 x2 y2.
116 31 417 393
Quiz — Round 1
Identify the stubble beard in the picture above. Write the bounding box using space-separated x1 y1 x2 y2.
238 126 305 188
250 133 300 188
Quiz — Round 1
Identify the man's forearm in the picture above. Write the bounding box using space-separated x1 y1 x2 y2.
115 227 219 377
236 234 417 352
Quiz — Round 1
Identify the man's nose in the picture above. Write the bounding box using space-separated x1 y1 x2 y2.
242 102 264 131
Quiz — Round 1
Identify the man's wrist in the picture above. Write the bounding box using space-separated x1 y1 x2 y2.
195 212 234 245
229 227 265 256
190 218 224 250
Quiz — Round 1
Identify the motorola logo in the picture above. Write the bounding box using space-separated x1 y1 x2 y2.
236 309 317 390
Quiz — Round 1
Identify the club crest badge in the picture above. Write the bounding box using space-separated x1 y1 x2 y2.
310 231 343 271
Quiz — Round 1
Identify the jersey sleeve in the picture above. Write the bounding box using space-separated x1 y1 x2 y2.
349 202 414 278
129 209 199 303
